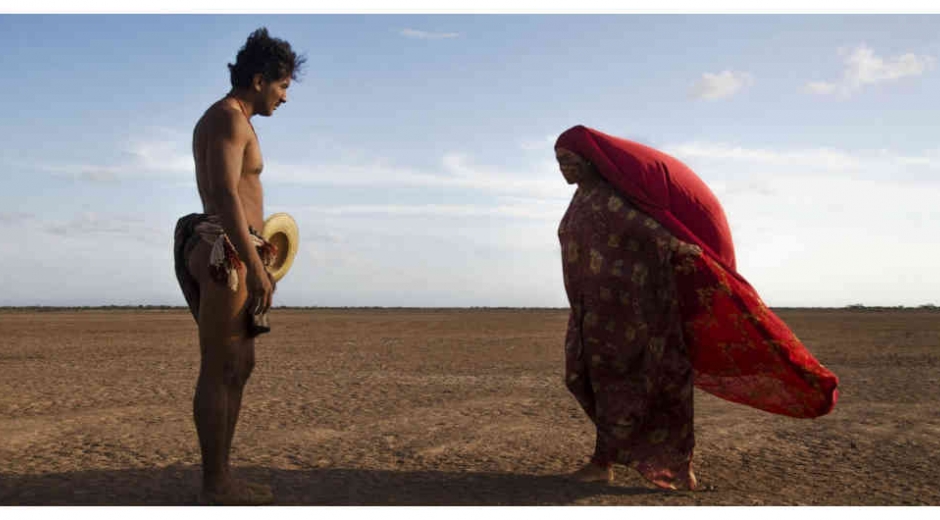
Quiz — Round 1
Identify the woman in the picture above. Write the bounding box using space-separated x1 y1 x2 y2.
555 125 839 491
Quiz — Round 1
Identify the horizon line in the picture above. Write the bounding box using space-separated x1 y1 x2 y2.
1 304 937 311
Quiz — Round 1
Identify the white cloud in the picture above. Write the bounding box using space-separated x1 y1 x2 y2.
400 28 460 40
806 44 935 96
519 135 556 151
0 212 36 224
33 163 124 182
125 138 192 175
25 129 568 202
266 153 570 200
690 70 754 100
721 173 940 307
844 45 935 86
896 155 936 167
13 128 940 307
265 200 567 307
282 200 563 221
655 139 940 306
804 81 837 95
42 211 162 240
30 131 192 183
5 125 189 184
666 142 863 171
0 211 178 306
665 141 940 178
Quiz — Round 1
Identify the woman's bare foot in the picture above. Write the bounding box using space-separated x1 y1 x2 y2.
198 478 274 505
569 461 614 483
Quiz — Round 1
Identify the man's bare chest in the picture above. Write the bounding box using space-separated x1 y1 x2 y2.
244 136 264 175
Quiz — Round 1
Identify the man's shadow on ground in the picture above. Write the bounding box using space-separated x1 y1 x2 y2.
0 465 679 505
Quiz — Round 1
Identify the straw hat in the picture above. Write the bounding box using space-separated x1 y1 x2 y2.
261 213 299 282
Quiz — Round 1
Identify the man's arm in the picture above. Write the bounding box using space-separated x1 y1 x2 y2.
204 110 273 315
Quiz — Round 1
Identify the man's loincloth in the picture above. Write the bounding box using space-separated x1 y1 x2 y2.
174 213 278 336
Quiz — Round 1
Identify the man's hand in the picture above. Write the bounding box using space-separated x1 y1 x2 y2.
246 263 274 316
267 270 278 294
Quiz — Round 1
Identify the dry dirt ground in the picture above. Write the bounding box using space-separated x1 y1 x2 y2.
0 308 938 506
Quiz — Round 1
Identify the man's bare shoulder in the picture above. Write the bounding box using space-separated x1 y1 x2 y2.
195 99 252 143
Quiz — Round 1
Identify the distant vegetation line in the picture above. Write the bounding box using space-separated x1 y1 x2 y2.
0 304 938 312
0 305 570 312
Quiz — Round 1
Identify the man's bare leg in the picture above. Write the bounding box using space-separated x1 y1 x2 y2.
189 242 272 505
220 356 249 472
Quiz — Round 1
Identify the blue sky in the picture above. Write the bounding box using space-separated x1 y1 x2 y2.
2 12 939 307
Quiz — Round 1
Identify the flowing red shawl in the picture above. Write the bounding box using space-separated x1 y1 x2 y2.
556 125 838 418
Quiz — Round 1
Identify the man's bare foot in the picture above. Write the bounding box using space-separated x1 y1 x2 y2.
569 462 614 483
198 478 274 505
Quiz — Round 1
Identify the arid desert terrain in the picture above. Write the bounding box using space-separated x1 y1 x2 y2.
0 308 938 505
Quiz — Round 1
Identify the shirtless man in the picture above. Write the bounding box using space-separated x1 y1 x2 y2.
173 27 304 505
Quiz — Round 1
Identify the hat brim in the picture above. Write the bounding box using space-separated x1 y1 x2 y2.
261 213 299 282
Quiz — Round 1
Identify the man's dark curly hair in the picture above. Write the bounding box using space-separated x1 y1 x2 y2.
228 27 306 89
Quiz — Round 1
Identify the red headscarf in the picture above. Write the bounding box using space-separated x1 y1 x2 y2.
556 125 738 272
556 125 839 418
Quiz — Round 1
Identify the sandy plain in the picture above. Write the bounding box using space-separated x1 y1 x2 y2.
0 308 937 505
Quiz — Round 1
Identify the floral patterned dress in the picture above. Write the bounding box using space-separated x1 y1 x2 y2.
559 179 700 490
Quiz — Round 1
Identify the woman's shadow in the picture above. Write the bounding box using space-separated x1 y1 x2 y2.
0 464 675 505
